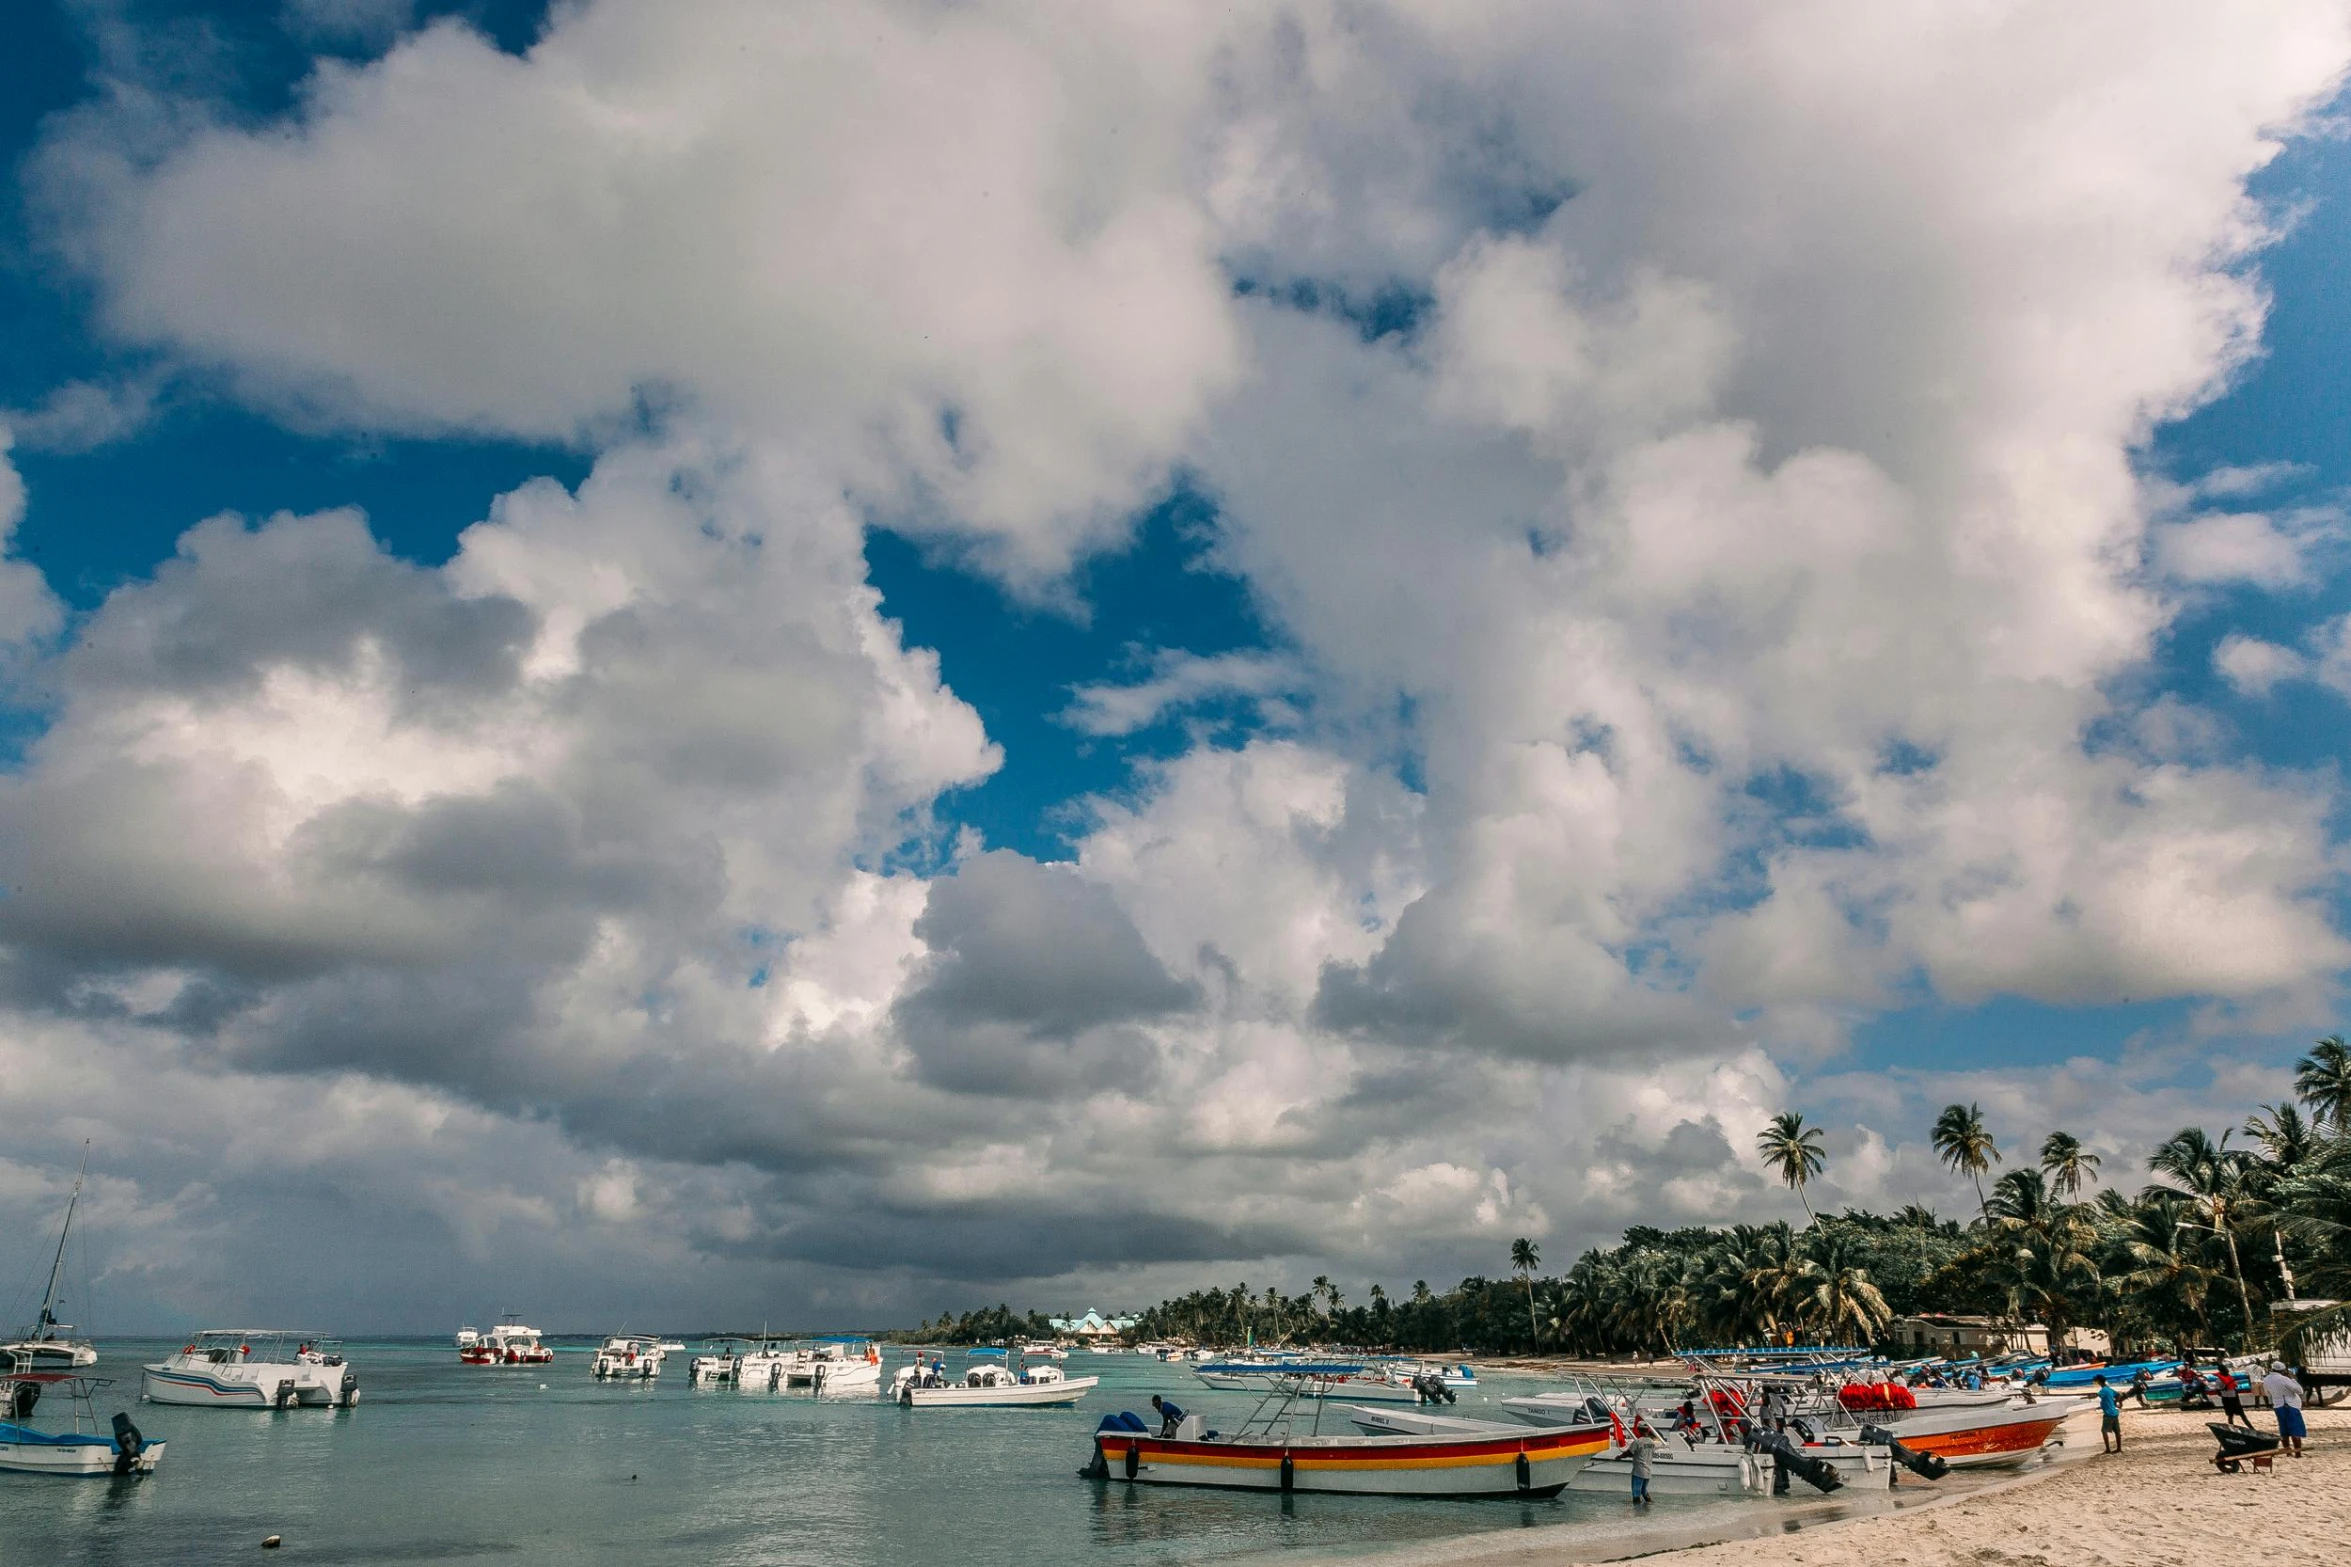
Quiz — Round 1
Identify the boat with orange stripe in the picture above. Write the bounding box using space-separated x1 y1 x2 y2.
1082 1401 1611 1497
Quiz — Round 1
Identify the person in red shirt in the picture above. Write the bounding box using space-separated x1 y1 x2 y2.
2215 1364 2252 1429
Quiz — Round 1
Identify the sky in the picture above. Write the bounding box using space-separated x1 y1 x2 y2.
2 0 2350 1336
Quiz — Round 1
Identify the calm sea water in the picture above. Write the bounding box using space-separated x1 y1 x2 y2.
1 1342 1895 1567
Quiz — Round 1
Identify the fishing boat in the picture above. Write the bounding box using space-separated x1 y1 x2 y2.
2 1145 99 1370
461 1318 554 1365
1386 1360 1477 1392
1 1356 163 1476
1867 1395 2076 1468
590 1335 665 1379
1086 1373 1611 1497
1500 1380 1892 1494
141 1331 359 1409
891 1350 1098 1407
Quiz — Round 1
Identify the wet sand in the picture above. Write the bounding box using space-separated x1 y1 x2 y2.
1355 1401 2347 1567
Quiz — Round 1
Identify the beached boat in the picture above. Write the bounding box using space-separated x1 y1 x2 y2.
461 1318 554 1365
1867 1396 2075 1468
1087 1381 1611 1498
1 1358 163 1476
2 1146 99 1371
142 1331 359 1409
1500 1382 1891 1494
590 1335 665 1379
891 1353 1098 1407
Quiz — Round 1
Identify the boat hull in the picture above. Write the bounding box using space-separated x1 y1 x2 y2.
1 1341 98 1370
1093 1425 1607 1497
0 1427 165 1476
901 1375 1099 1407
141 1363 357 1409
1877 1402 2073 1469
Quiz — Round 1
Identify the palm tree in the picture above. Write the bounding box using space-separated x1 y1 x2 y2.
1983 1168 2100 1351
2039 1131 2101 1201
2297 1036 2351 1133
2245 1103 2317 1177
1757 1111 1828 1222
2114 1195 2219 1349
1931 1103 2002 1222
1510 1238 1542 1349
1795 1231 1892 1342
2149 1127 2259 1338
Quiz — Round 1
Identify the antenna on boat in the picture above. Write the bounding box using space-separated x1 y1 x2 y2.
36 1143 89 1336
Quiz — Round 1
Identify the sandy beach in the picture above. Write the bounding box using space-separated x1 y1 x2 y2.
1349 1402 2347 1567
1608 1403 2349 1567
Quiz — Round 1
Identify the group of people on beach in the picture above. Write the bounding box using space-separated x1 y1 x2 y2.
2095 1362 2309 1458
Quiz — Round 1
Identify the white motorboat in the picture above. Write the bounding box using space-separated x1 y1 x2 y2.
1197 1358 1443 1405
2 1146 99 1370
1497 1384 1891 1495
142 1331 359 1409
738 1338 794 1390
779 1338 884 1396
461 1318 553 1365
890 1353 1098 1407
1387 1360 1478 1392
454 1326 481 1352
591 1335 665 1380
689 1340 746 1386
1 1357 163 1476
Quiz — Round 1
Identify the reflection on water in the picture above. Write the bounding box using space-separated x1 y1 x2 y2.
1 1344 2075 1567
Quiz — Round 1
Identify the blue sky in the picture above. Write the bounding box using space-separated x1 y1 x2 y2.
1 3 2347 1328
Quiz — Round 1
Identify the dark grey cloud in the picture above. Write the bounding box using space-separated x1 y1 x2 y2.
893 851 1200 1096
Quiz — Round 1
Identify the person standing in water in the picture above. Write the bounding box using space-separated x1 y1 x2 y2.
2095 1375 2122 1454
1624 1431 1656 1505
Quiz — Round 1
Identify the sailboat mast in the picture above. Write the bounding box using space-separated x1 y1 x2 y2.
36 1143 89 1332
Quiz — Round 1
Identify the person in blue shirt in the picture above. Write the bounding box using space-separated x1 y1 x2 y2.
2095 1375 2122 1453
1150 1394 1187 1437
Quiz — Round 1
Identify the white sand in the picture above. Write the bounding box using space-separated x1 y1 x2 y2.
1587 1402 2347 1567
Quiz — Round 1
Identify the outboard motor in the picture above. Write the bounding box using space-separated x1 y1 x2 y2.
110 1412 144 1475
9 1380 39 1420
339 1369 361 1407
1750 1430 1842 1495
1859 1422 1948 1480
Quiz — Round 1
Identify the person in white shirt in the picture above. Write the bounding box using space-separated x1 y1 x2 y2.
2260 1364 2306 1458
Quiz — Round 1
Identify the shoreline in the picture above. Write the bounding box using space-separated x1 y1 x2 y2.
1313 1402 2344 1567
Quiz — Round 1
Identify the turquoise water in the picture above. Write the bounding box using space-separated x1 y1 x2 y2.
4 1343 1671 1566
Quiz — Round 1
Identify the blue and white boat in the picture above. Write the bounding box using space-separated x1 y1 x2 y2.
141 1331 359 1408
2 1357 163 1475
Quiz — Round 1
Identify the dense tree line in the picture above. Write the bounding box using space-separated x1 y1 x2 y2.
1099 1038 2351 1360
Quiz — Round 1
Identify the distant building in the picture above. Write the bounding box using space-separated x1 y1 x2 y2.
1048 1309 1138 1339
1889 1314 2107 1358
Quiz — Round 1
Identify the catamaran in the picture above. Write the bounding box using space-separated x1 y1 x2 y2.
142 1331 360 1409
3 1145 99 1370
1 1353 163 1476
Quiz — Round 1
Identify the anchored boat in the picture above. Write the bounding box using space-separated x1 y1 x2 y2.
1086 1372 1609 1497
2 1357 163 1476
892 1349 1098 1407
142 1332 359 1409
461 1318 554 1365
2 1145 99 1371
591 1335 665 1380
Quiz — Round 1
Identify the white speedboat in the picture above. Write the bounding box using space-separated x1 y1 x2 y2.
454 1327 481 1352
1497 1386 1891 1495
142 1332 359 1409
461 1318 553 1365
591 1335 665 1379
739 1339 794 1390
890 1354 1098 1407
3 1146 99 1370
689 1340 746 1386
2 1358 163 1476
1197 1358 1437 1404
780 1338 883 1396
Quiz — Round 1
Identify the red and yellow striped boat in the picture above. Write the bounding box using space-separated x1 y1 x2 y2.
1090 1419 1612 1497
